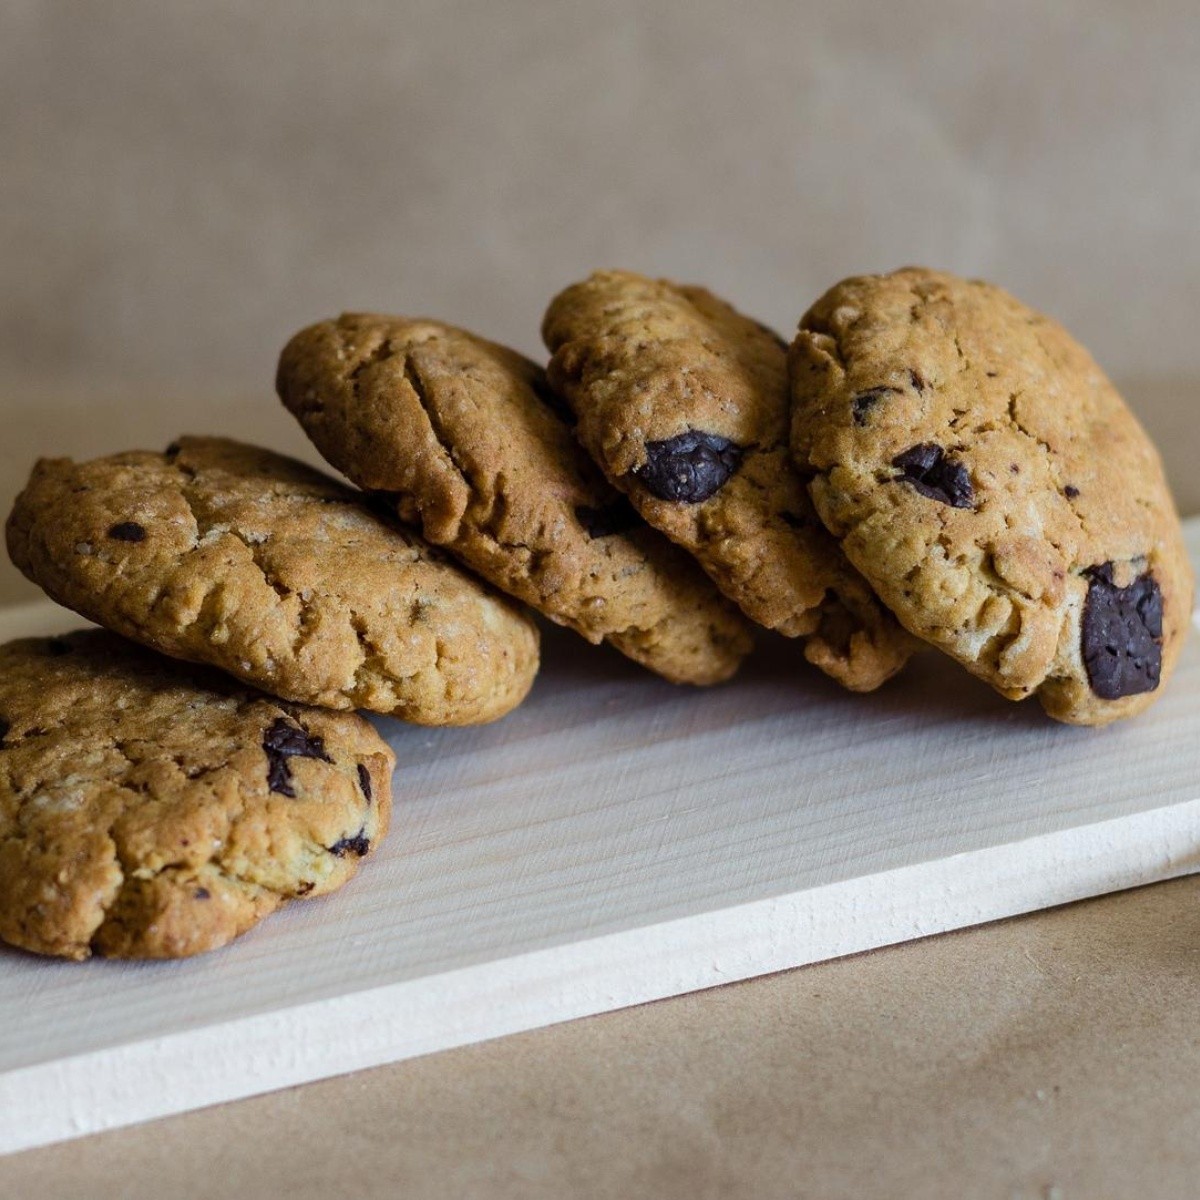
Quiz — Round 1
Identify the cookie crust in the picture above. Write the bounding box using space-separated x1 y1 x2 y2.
6 437 540 724
542 271 913 691
0 631 393 960
790 267 1193 725
277 314 752 686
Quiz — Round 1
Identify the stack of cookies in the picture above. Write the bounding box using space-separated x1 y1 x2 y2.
1 267 1191 962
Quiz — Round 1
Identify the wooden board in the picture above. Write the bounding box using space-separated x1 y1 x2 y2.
1 521 1198 1155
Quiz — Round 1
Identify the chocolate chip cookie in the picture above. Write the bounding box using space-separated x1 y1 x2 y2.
790 266 1193 725
0 630 393 959
6 437 539 724
542 270 913 691
276 314 753 686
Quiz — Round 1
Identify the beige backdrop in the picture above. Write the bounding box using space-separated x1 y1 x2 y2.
2 0 1198 606
2 4 1200 1196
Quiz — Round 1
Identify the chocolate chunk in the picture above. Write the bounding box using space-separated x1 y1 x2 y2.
193 887 211 901
852 386 900 425
265 758 294 797
263 717 332 797
328 829 370 857
264 719 331 761
1082 564 1163 700
575 496 640 539
108 522 146 543
164 441 181 458
295 881 315 896
357 763 373 803
634 431 742 502
0 719 9 748
892 444 974 508
1064 485 1080 499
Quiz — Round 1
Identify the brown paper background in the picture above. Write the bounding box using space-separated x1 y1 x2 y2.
5 879 1200 1199
1 2 1198 1194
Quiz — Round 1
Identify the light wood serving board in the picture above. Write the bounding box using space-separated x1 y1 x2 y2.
1 521 1198 1154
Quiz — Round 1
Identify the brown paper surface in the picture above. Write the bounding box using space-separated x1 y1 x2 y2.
3 2 1199 1194
4 877 1200 1199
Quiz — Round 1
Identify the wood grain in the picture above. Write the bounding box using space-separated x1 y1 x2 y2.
1 520 1197 1154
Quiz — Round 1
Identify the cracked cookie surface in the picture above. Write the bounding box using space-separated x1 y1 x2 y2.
790 266 1193 725
0 630 393 959
542 270 912 691
277 314 752 686
6 437 539 724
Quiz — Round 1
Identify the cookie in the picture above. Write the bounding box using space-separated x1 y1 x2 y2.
6 437 539 725
790 267 1193 725
0 630 393 959
542 270 913 692
276 314 753 686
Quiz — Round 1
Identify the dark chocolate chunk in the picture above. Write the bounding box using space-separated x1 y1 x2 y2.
575 496 640 539
108 521 146 543
1081 564 1163 700
263 717 332 797
264 719 331 761
265 758 294 798
634 431 742 503
852 386 900 425
1064 485 1080 499
328 829 370 858
164 441 181 458
357 762 373 803
193 887 211 901
891 444 974 508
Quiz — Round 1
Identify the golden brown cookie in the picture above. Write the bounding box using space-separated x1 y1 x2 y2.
790 266 1194 725
542 270 913 691
6 437 539 724
0 630 393 960
276 314 752 686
